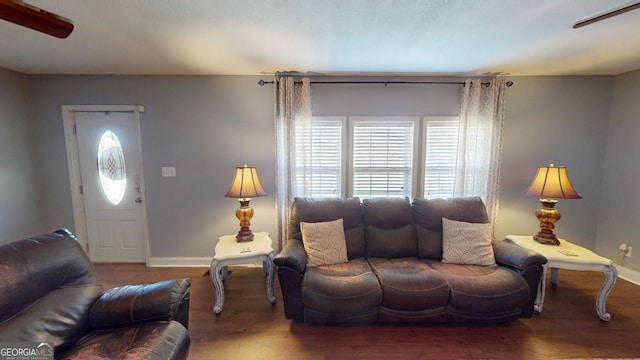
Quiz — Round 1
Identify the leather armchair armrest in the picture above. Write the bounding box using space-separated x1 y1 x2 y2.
89 278 191 330
493 239 547 271
274 239 307 273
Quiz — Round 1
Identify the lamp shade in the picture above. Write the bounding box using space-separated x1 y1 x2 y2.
225 164 266 199
524 164 582 199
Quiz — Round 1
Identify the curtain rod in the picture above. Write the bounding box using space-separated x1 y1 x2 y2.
257 79 514 87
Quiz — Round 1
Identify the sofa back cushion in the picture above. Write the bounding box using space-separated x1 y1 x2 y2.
289 197 366 259
363 197 417 258
413 197 490 260
0 229 104 353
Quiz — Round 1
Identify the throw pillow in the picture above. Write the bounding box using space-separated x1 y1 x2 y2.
300 218 348 267
441 217 495 266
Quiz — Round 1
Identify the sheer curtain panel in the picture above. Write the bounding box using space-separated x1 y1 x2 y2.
456 78 507 229
274 76 312 251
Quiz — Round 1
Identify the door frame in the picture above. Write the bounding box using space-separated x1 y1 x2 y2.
61 105 150 264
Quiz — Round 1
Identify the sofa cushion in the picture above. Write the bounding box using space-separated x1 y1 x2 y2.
367 257 449 311
426 260 529 314
302 258 381 325
363 197 417 258
441 218 495 266
0 230 101 322
0 285 104 354
0 230 104 353
61 321 190 360
300 218 349 267
413 197 490 260
289 197 366 259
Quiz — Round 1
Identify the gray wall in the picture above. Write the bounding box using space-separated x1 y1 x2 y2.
311 76 613 250
3 70 636 273
312 79 461 116
0 68 46 242
596 69 640 269
28 75 275 258
498 76 612 249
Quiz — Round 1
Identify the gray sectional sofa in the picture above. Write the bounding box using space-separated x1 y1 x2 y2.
274 196 547 325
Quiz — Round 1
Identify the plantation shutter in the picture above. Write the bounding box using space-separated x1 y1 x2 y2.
295 118 343 197
424 117 459 198
351 118 415 198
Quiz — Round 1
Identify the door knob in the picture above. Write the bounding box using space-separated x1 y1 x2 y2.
135 197 142 203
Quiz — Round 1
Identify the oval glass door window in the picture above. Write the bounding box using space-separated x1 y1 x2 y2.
97 130 126 205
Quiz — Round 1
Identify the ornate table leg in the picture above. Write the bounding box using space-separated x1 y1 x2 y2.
550 267 559 286
209 258 225 314
220 265 229 281
534 264 547 313
596 264 617 321
265 252 277 305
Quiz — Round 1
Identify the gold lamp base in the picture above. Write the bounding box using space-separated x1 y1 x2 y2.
234 199 255 242
533 199 561 246
235 230 255 243
534 230 560 246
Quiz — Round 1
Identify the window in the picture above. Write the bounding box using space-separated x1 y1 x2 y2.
423 117 459 198
97 130 126 205
295 116 459 199
351 118 416 198
295 117 343 197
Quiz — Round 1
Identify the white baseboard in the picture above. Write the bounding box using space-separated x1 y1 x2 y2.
615 264 640 286
147 257 211 267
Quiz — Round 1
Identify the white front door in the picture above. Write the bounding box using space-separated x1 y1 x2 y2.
74 111 147 262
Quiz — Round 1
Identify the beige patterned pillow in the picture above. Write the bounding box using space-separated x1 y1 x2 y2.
300 218 348 267
441 217 495 266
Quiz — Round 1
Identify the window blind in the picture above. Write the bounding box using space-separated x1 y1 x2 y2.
295 116 458 199
424 117 459 198
295 118 342 197
351 119 415 198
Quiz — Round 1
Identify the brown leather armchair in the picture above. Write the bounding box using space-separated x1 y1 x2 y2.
0 229 191 359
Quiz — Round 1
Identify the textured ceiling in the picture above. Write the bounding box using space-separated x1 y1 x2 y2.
1 0 640 76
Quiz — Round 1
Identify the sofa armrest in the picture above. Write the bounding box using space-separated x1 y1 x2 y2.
273 239 307 321
274 238 307 273
493 239 547 271
494 239 547 318
89 278 191 330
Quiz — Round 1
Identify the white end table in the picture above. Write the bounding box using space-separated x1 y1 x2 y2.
209 232 277 314
506 235 617 321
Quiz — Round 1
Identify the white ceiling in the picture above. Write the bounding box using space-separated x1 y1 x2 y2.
1 0 640 76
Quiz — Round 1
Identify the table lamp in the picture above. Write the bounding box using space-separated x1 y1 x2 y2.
225 164 266 242
524 164 582 245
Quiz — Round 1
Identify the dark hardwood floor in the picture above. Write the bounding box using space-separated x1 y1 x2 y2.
94 263 640 360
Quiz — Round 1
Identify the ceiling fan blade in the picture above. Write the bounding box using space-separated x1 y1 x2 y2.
573 2 640 29
0 0 73 38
